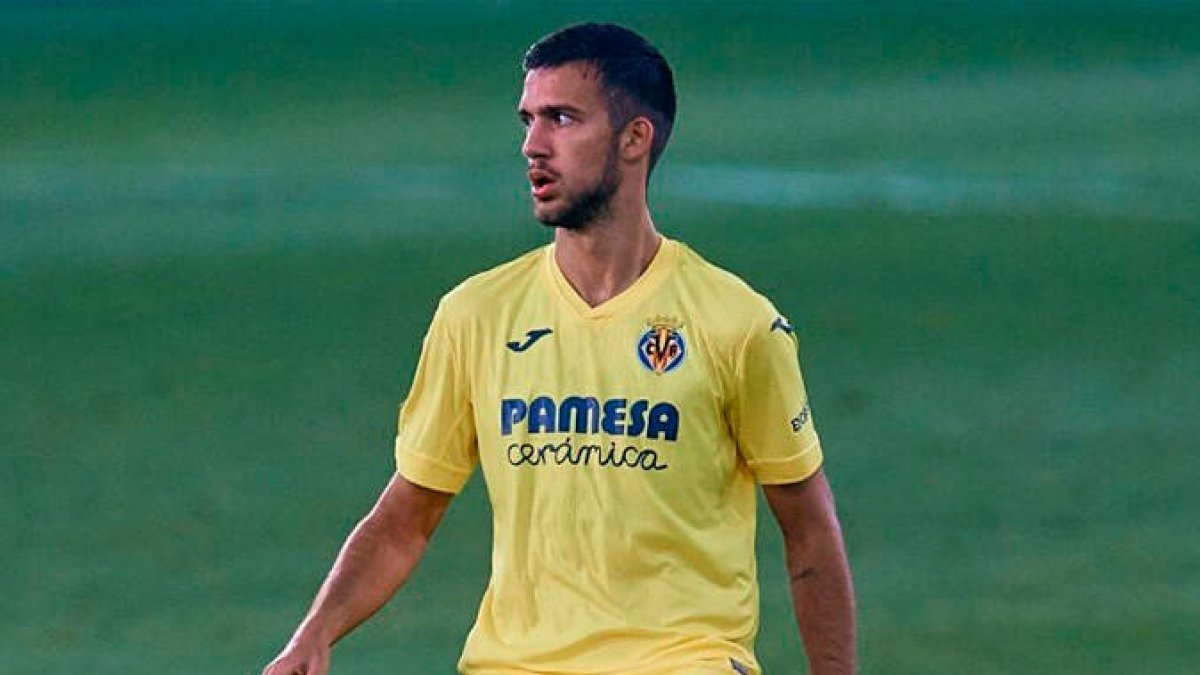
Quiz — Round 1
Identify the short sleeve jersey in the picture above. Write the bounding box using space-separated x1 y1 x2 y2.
395 238 822 675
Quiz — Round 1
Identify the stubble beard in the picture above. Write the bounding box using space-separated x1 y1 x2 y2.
536 145 622 232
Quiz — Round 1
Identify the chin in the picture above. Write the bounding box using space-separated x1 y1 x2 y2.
533 203 573 229
536 215 585 231
533 205 557 226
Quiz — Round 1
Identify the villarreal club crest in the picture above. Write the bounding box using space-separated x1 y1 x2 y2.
637 316 687 375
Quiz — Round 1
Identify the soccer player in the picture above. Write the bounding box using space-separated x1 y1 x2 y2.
263 22 855 675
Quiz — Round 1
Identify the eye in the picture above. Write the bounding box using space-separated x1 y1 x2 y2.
552 112 573 126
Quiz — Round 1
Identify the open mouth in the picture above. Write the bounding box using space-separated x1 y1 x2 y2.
528 169 557 199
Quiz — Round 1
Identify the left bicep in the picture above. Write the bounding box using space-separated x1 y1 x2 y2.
762 468 842 542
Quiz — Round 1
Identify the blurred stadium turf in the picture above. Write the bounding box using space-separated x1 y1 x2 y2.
3 2 1198 673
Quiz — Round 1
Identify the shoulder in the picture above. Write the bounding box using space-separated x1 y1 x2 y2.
673 240 782 327
434 246 546 324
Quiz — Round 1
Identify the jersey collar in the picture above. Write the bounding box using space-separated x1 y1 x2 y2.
544 237 678 320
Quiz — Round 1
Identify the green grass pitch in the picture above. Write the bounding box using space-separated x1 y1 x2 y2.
3 2 1198 672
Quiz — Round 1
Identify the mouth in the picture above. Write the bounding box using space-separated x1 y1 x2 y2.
527 168 558 200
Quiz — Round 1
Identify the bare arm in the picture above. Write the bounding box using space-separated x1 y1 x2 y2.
763 468 857 675
262 472 454 675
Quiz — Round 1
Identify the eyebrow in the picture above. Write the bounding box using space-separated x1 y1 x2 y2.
517 103 586 119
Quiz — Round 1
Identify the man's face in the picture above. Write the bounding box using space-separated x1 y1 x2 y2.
518 62 622 230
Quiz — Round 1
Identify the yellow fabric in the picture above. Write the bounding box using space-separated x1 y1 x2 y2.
395 238 823 674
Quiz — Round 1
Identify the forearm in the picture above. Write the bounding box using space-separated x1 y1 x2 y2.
291 510 429 648
785 526 857 675
263 475 450 675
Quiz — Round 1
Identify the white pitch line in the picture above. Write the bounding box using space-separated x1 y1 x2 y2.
2 161 1191 218
659 163 1192 220
1 161 1194 272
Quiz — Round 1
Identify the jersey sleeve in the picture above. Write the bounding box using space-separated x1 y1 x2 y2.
729 310 823 484
394 301 478 493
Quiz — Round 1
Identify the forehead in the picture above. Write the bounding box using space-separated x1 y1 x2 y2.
518 62 607 112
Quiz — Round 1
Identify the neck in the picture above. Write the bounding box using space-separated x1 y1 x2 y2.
552 199 661 308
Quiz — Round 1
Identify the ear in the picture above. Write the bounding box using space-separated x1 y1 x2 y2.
619 117 655 164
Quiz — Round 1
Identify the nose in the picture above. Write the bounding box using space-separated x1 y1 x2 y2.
522 118 550 161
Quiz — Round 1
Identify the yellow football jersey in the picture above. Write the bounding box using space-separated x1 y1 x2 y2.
395 237 823 674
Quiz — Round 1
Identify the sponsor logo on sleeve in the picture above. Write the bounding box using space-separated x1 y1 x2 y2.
790 404 811 433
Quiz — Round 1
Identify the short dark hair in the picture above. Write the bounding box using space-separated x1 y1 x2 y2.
523 23 676 174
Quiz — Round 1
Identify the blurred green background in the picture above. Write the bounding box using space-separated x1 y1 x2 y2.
3 1 1198 673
